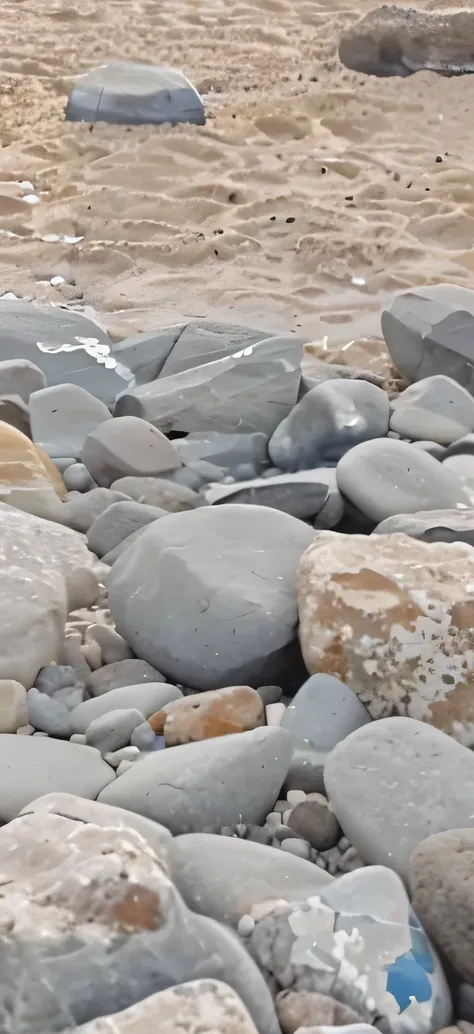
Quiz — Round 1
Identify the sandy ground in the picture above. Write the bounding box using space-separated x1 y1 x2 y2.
0 0 474 348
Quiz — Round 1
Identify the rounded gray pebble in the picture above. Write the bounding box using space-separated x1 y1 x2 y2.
35 666 79 696
257 685 283 706
27 688 71 738
130 721 156 751
63 463 97 493
85 708 145 755
280 837 311 860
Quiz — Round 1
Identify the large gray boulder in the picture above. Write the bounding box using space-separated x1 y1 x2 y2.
107 504 314 690
0 735 114 820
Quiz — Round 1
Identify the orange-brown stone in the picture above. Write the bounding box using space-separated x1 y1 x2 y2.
0 421 67 515
148 685 264 745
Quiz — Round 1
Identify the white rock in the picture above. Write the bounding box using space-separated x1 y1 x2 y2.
0 680 28 733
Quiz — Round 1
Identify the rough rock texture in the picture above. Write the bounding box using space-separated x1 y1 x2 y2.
108 504 314 692
148 685 264 744
410 828 474 982
276 990 363 1034
98 726 292 835
324 717 474 879
298 531 474 745
0 734 114 820
0 810 279 1034
75 980 261 1034
339 7 474 77
82 415 181 487
168 832 332 926
374 509 474 547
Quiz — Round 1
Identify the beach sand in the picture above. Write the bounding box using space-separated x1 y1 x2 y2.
0 0 473 348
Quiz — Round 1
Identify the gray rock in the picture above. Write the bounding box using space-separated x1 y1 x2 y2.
70 681 182 734
410 440 446 458
82 415 181 488
269 379 389 471
287 796 341 851
101 525 149 565
114 335 303 437
282 674 371 793
0 357 46 402
279 837 311 859
0 734 114 820
442 453 474 504
65 60 206 128
169 460 226 490
0 393 31 436
0 298 132 404
0 680 28 734
257 685 283 706
63 462 97 492
107 504 314 691
87 499 167 557
99 726 292 834
410 828 474 982
177 431 269 473
444 433 474 459
85 707 145 754
61 487 131 533
85 658 166 697
324 716 474 879
54 685 84 710
458 983 474 1023
27 687 72 737
390 375 474 445
104 745 140 767
35 665 80 696
374 508 474 546
336 437 467 523
130 720 157 750
85 624 132 665
110 323 187 384
29 383 112 458
205 470 329 520
381 284 474 390
168 832 332 926
110 475 201 511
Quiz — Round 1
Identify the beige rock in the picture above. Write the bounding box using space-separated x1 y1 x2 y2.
149 685 264 744
0 420 67 518
298 531 474 746
0 680 28 733
276 989 363 1034
75 980 259 1034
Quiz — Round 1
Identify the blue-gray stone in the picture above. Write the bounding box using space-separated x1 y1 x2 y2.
204 470 329 520
87 500 167 558
65 61 205 127
176 430 269 473
390 375 474 445
381 284 474 389
28 687 72 738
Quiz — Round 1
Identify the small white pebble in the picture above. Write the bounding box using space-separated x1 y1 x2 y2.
50 275 65 286
16 724 35 736
338 836 350 851
280 838 311 860
22 194 40 205
286 789 306 806
237 914 255 937
282 809 293 825
70 733 86 744
80 640 102 670
274 800 288 814
265 702 285 726
265 811 282 829
104 745 140 768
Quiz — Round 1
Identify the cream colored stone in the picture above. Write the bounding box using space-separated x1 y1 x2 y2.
266 702 286 726
0 420 67 518
0 680 28 732
298 531 474 746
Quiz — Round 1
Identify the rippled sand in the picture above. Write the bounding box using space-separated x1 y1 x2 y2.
0 0 474 346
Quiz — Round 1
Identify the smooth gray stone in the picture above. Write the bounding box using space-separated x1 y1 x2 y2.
169 460 226 490
409 440 446 458
130 721 157 750
457 983 474 1022
176 431 269 473
99 726 292 834
374 508 474 546
390 375 474 445
205 470 329 519
444 433 474 458
20 791 172 866
114 335 303 437
53 457 77 474
442 453 474 504
0 357 46 402
0 734 114 820
29 383 112 458
282 674 371 793
324 717 474 880
85 708 145 755
35 665 79 696
82 416 181 488
168 832 332 926
70 682 182 734
110 323 186 384
65 61 205 127
101 526 149 565
269 379 389 472
336 437 467 523
0 299 132 404
381 284 474 390
110 476 200 511
85 659 166 697
312 467 345 529
256 684 283 706
0 393 31 436
54 685 84 710
87 500 167 557
63 463 97 492
28 687 72 738
107 504 314 691
60 488 131 533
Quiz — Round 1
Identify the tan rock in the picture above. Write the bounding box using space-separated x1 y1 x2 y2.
276 989 363 1034
148 685 264 744
76 980 260 1034
298 531 474 746
0 679 28 733
0 420 67 517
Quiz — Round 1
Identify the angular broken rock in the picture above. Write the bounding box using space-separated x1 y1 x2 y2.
298 530 474 745
74 980 260 1034
338 6 474 78
381 284 474 389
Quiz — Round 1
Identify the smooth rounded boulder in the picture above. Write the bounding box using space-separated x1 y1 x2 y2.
107 504 314 691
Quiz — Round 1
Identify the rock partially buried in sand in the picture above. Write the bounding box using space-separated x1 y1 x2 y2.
381 285 474 390
65 60 205 126
298 531 474 744
339 6 474 77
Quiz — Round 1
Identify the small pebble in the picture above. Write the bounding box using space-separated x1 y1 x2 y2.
280 837 311 860
70 733 86 744
265 811 283 829
286 789 306 806
238 914 255 937
265 702 286 727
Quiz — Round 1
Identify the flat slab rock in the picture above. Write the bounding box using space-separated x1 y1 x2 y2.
339 6 474 77
374 509 474 546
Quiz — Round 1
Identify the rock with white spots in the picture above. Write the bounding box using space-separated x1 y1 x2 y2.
29 383 112 459
82 415 181 488
298 531 474 745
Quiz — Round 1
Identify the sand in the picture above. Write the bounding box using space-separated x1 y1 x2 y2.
0 0 474 348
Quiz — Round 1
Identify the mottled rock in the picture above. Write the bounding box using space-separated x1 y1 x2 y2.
276 990 363 1034
168 831 332 926
336 438 467 523
0 679 28 733
27 686 71 737
0 420 68 520
0 734 114 819
110 475 200 511
82 415 181 488
374 508 474 547
324 716 474 879
148 685 264 744
70 681 181 734
288 796 341 851
29 383 112 458
85 658 165 697
390 376 474 445
205 470 330 521
177 430 269 473
87 499 167 557
298 531 474 744
281 673 371 793
99 726 292 835
85 707 145 754
108 505 314 692
410 828 474 982
0 357 46 402
269 379 389 472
